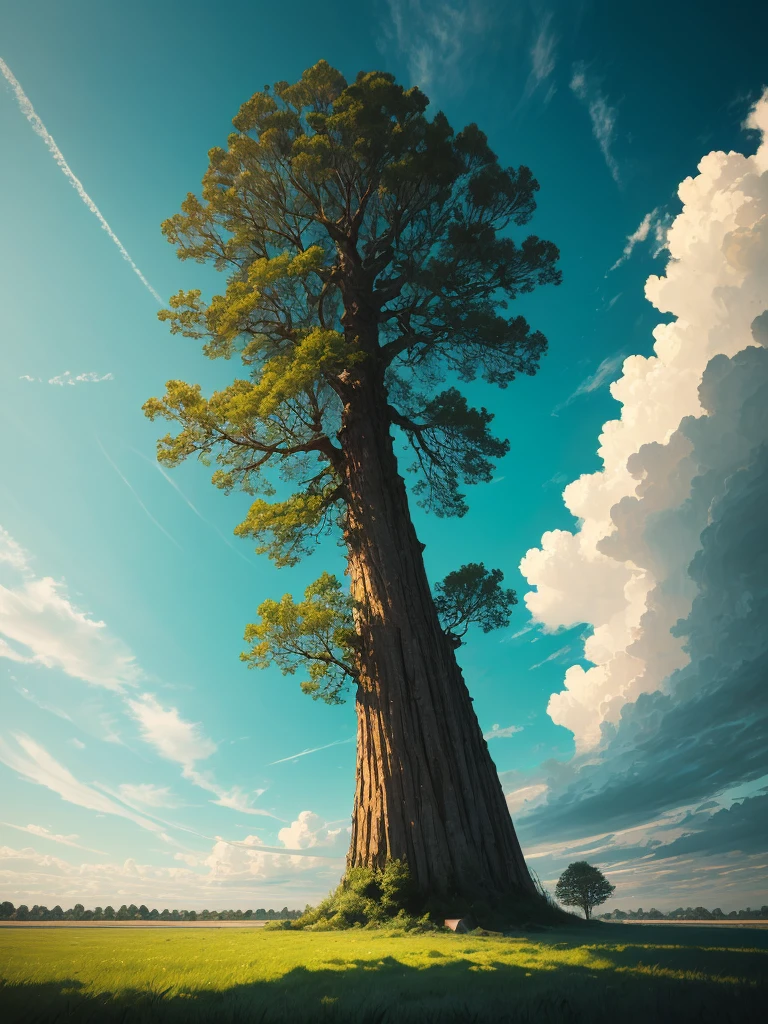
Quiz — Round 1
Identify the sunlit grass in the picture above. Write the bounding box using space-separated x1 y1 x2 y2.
1 925 766 1022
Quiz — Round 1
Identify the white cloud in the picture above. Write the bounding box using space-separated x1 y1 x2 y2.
118 783 177 808
483 723 523 740
553 352 626 413
277 810 344 850
518 14 557 107
125 694 271 817
0 734 161 834
267 737 355 766
570 63 621 184
506 783 548 815
0 821 105 854
126 693 216 769
520 89 768 752
69 738 85 749
385 0 492 91
0 571 140 690
529 645 572 671
0 59 162 304
47 371 114 386
0 840 341 908
0 527 30 572
609 209 670 272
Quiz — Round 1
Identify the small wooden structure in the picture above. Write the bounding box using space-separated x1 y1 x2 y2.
444 918 470 933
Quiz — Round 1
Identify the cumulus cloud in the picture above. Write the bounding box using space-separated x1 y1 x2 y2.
570 62 621 183
0 830 344 907
521 90 768 754
277 810 344 850
511 93 768 903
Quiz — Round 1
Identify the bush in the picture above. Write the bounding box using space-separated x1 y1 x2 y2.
291 861 429 931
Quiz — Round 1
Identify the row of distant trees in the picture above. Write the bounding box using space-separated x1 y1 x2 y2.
0 901 302 921
599 906 768 921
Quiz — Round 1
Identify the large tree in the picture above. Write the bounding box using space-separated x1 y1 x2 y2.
145 61 560 910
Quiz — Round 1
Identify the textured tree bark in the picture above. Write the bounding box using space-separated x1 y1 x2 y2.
338 355 535 904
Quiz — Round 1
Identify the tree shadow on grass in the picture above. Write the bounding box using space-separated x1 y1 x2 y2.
1 936 765 1024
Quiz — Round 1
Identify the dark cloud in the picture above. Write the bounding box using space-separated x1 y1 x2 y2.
519 346 768 847
652 793 768 859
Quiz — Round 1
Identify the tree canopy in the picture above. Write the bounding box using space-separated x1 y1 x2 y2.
554 862 616 920
144 59 561 566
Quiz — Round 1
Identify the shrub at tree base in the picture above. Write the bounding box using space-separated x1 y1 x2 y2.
272 862 579 932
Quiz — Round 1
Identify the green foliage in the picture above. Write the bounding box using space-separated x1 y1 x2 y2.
242 572 357 704
146 59 561 567
292 861 423 930
555 862 616 920
434 563 517 645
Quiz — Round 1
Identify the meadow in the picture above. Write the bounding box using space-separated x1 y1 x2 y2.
0 923 766 1023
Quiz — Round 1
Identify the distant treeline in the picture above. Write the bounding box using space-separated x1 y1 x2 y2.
0 901 302 921
600 906 768 921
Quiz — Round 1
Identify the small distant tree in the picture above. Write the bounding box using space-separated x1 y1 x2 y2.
15 905 29 921
554 861 615 921
0 902 14 919
103 906 115 920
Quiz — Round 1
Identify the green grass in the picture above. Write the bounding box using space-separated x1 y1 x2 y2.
0 924 766 1023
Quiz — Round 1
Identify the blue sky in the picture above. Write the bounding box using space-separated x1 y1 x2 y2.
1 0 767 912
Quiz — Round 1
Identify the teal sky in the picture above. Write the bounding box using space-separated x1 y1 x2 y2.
1 0 767 913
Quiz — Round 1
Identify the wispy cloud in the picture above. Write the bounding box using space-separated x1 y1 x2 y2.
0 527 29 572
570 62 621 184
0 59 162 303
0 570 140 689
483 723 523 740
0 821 106 854
553 352 626 414
268 737 355 766
385 0 491 91
126 692 274 818
117 782 177 809
0 733 162 834
530 644 572 670
129 447 256 567
519 14 557 107
126 692 217 768
16 686 73 722
608 209 672 272
97 439 182 550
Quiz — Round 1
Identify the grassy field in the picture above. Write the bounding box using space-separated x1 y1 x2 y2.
0 923 765 1023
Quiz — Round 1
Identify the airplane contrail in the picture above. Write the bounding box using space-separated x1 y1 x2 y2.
0 58 163 303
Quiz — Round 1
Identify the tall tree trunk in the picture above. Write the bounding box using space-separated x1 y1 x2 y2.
338 357 535 905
